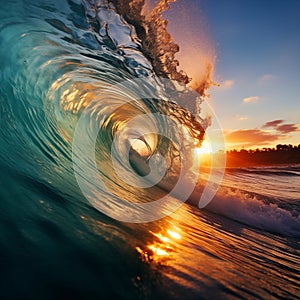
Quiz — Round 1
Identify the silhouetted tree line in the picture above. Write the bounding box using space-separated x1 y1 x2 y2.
227 144 300 166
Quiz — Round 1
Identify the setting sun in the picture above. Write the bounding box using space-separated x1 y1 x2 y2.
194 140 212 155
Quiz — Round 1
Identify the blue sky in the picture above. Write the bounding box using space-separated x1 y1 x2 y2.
165 0 300 149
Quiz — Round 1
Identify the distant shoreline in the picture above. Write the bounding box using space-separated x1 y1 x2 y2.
225 144 300 168
225 161 300 168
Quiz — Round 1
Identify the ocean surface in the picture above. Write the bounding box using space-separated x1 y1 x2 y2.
0 0 299 299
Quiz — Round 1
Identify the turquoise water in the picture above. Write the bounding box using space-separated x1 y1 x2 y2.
0 0 299 299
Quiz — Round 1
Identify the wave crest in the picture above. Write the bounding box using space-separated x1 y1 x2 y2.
206 187 300 238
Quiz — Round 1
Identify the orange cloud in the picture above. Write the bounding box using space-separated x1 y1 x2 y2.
225 121 299 149
243 96 259 104
225 129 281 147
222 80 235 89
236 115 249 121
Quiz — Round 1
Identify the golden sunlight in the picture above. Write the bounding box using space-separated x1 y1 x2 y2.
194 139 212 155
147 244 169 257
135 227 182 263
167 229 181 240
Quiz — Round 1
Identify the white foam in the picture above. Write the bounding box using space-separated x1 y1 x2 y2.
205 187 300 238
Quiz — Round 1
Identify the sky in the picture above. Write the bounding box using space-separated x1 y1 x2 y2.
164 0 300 150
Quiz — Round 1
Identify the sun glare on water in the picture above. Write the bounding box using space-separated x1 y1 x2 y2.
135 227 182 263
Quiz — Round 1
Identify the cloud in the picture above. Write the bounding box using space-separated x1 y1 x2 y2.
243 96 259 104
235 115 249 121
222 80 235 89
277 124 299 134
225 129 281 147
225 121 299 148
259 74 276 82
263 119 284 128
263 120 299 133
